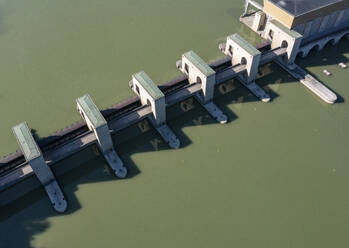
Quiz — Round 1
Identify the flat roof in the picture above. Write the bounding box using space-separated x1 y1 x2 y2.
270 19 303 38
183 51 215 77
268 0 343 16
12 122 41 161
133 71 164 100
76 94 107 128
228 34 261 56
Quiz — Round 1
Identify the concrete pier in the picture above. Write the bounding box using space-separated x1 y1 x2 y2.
155 124 181 148
220 34 271 102
77 94 127 178
201 102 227 124
177 51 228 124
275 60 337 104
130 71 180 148
220 24 343 105
237 76 271 103
264 19 303 64
12 122 67 213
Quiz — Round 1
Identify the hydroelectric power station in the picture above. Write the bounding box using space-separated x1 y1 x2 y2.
1 0 349 212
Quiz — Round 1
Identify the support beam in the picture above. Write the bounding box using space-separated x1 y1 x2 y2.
12 122 67 213
130 71 180 148
177 51 227 124
76 94 127 178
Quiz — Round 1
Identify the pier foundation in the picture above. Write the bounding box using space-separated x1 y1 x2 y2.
130 71 180 148
221 34 270 102
77 94 127 178
12 122 67 213
264 19 303 65
177 51 227 124
275 60 337 104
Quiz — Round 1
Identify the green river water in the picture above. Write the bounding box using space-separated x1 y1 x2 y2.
0 0 349 247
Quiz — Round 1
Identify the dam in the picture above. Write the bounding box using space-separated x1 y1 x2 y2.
1 0 349 212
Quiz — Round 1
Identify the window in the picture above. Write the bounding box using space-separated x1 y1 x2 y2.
268 29 274 40
136 85 140 95
184 64 189 74
281 40 288 48
228 45 233 56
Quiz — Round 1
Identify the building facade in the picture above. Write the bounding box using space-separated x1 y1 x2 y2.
263 0 349 44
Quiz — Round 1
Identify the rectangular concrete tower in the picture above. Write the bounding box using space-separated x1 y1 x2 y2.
12 122 67 213
77 94 127 178
181 51 216 103
130 71 180 148
178 51 227 124
220 33 271 102
131 71 166 126
225 34 261 83
264 19 303 64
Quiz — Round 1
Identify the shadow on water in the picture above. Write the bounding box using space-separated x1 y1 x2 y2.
0 83 255 248
297 38 349 69
256 38 349 103
297 39 349 103
1 39 348 248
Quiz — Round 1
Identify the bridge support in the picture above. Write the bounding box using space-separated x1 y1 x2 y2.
222 34 270 102
251 11 266 32
177 51 227 124
12 122 67 213
275 60 337 104
77 94 127 178
264 19 303 65
130 71 180 148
